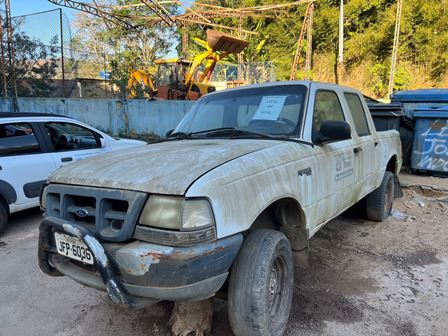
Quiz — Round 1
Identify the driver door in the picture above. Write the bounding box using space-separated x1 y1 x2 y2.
306 87 358 229
40 121 107 168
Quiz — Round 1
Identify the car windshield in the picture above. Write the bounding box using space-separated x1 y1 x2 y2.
174 85 307 136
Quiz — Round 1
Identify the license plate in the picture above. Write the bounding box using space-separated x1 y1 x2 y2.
54 232 94 265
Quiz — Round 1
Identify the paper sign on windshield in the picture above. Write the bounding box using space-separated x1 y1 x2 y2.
252 96 287 121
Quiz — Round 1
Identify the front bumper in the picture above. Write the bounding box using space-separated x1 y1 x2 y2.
38 216 242 307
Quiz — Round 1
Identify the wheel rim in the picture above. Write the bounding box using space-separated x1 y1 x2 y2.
385 178 393 216
268 255 287 319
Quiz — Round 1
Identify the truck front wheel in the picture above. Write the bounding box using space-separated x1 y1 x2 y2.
366 171 395 222
228 229 294 336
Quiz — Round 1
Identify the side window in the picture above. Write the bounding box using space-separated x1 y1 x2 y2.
45 122 100 152
0 123 41 156
344 93 370 136
313 90 345 132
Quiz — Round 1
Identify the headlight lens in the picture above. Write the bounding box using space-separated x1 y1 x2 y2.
40 184 48 210
182 199 214 230
139 196 214 230
139 196 183 229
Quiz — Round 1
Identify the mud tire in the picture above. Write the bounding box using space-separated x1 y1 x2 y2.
228 229 294 336
366 171 395 222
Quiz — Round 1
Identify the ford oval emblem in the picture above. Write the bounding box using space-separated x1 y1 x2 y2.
76 208 89 218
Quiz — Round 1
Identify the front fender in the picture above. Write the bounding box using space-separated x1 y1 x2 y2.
186 143 317 239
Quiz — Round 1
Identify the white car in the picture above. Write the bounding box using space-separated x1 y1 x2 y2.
0 112 146 234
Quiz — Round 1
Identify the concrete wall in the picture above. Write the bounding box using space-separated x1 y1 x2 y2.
0 98 195 136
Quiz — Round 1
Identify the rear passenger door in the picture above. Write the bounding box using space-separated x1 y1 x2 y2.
40 121 108 168
0 122 56 209
343 92 380 195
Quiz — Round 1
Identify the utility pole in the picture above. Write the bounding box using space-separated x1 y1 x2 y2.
338 0 344 63
0 16 8 97
334 0 344 84
5 0 18 102
388 0 403 97
59 8 66 98
237 16 243 80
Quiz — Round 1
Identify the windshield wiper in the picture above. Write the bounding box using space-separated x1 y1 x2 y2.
169 128 241 140
190 127 237 135
192 127 314 147
169 131 193 139
167 127 313 146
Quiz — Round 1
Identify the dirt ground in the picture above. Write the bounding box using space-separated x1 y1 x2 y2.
0 172 447 336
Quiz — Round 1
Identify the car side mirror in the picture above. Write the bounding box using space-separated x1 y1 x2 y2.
100 138 107 148
165 129 174 138
315 120 351 144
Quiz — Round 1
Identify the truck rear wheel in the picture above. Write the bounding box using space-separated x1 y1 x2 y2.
228 229 294 336
366 171 395 222
0 202 8 235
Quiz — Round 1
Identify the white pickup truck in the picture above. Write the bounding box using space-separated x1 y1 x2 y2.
38 81 402 336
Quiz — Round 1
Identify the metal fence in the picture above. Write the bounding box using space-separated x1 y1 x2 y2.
211 61 276 84
0 8 110 99
0 7 275 101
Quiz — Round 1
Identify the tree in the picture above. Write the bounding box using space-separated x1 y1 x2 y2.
1 31 59 97
72 0 179 95
181 0 448 98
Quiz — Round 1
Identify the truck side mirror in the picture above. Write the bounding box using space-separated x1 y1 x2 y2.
315 120 351 144
165 129 174 138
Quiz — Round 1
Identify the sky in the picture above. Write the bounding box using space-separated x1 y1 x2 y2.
7 0 178 57
10 0 79 18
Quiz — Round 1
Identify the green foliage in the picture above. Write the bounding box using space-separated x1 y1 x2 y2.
70 0 447 98
109 49 145 93
367 63 388 96
73 0 178 92
2 32 59 97
182 0 447 98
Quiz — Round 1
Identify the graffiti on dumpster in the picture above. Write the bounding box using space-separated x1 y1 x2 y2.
415 120 448 172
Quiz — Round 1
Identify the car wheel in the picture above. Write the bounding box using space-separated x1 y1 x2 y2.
228 229 294 336
0 201 8 235
366 171 395 222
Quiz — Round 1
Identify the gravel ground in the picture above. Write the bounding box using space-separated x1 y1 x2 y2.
0 173 447 336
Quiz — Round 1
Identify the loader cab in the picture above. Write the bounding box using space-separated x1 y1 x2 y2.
155 59 191 88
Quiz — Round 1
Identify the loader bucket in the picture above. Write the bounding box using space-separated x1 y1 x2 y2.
206 29 249 54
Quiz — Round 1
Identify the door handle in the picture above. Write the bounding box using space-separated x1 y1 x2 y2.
354 147 362 155
374 141 379 147
61 157 73 162
0 165 2 171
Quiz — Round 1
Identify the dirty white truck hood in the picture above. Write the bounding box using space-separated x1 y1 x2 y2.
49 139 280 195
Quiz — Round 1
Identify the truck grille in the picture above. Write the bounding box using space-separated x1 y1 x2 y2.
44 184 147 242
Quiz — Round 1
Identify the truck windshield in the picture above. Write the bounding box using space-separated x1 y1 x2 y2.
175 85 307 136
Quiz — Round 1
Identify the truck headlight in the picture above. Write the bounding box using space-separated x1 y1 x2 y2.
181 199 215 230
40 184 49 210
139 196 214 230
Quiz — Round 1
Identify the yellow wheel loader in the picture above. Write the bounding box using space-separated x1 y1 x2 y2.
127 30 248 100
